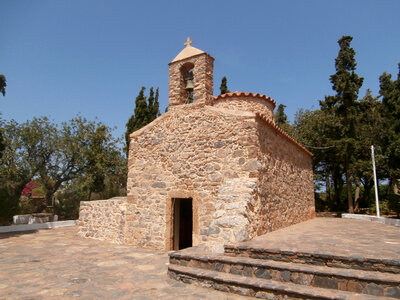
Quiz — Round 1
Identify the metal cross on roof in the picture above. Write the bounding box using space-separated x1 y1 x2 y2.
184 37 194 47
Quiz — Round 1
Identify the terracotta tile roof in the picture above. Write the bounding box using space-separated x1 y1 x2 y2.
213 92 276 109
256 112 313 157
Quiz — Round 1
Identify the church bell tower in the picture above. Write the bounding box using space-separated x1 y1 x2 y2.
168 38 214 107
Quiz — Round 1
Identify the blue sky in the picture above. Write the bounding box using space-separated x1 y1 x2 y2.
1 0 399 141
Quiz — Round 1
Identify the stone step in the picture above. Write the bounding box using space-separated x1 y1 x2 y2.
168 264 391 299
169 251 400 298
224 244 400 274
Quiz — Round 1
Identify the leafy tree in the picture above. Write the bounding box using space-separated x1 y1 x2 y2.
0 119 43 222
293 108 341 210
0 74 6 96
319 36 364 213
37 116 124 206
55 180 87 220
352 90 384 210
379 63 400 195
219 76 230 94
0 116 125 222
76 122 125 201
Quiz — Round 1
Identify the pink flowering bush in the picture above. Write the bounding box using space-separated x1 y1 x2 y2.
21 181 38 197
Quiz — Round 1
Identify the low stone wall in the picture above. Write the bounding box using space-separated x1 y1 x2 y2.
13 214 58 224
0 220 78 233
78 197 127 244
342 213 400 227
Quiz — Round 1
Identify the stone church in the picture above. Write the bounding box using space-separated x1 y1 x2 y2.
79 39 315 252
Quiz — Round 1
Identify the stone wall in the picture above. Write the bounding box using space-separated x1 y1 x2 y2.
247 117 315 237
126 104 260 252
78 197 126 244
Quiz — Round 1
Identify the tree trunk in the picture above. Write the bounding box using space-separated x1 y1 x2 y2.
354 177 361 212
332 171 338 209
325 167 332 211
392 177 399 195
362 179 373 206
45 190 53 208
332 168 341 211
345 157 354 213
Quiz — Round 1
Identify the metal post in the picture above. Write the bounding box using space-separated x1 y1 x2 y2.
371 145 380 217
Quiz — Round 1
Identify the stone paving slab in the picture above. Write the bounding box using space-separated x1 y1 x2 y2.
227 218 400 262
0 227 249 300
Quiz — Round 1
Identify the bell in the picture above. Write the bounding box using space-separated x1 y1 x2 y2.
185 79 194 91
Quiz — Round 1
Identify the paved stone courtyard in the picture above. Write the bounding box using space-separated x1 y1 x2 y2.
230 217 400 262
0 226 249 300
1 218 399 299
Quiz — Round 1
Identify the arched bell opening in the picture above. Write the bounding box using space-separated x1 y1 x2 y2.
180 62 195 104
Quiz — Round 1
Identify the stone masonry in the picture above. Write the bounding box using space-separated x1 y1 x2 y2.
168 40 214 107
79 39 315 252
79 197 126 244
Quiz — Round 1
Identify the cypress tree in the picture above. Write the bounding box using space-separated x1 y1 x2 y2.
219 76 230 94
320 36 364 213
274 104 288 126
125 86 148 154
147 87 160 122
274 104 293 134
147 87 155 121
155 87 160 118
132 86 149 132
125 86 161 156
379 63 400 194
0 74 6 96
0 74 6 158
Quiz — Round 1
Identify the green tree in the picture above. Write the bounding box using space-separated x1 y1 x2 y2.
0 116 125 222
125 86 147 154
319 36 364 213
0 118 5 159
37 116 124 206
352 90 384 210
275 104 287 126
56 132 127 219
0 74 7 159
274 104 293 134
379 63 400 195
219 76 230 94
0 74 6 96
293 108 341 210
125 86 160 155
147 87 160 122
0 119 47 222
77 122 125 201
